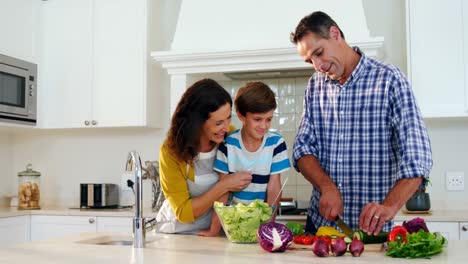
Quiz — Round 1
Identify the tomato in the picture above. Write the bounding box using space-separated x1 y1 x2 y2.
302 236 313 245
320 235 332 246
293 235 303 244
388 226 408 244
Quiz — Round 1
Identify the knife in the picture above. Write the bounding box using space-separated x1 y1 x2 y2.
335 216 354 238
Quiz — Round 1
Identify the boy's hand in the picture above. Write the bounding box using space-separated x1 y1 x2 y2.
223 172 252 192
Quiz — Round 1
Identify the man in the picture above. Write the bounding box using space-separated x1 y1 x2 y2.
290 11 433 235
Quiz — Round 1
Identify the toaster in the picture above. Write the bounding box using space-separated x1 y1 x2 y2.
80 183 119 208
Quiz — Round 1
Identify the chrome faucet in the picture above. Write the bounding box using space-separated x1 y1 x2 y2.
126 150 155 248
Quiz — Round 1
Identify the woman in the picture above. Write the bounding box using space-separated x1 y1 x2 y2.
156 78 252 235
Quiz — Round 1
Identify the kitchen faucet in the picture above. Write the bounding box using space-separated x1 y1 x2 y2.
125 150 156 248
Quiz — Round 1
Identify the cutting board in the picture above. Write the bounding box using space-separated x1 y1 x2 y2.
288 243 385 252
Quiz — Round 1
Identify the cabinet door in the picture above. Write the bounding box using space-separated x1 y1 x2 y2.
460 222 468 240
38 0 94 128
0 215 30 248
0 0 40 63
96 216 133 233
31 215 96 241
407 0 468 117
92 0 146 127
394 221 459 240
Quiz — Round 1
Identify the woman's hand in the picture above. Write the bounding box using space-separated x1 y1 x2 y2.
221 172 252 192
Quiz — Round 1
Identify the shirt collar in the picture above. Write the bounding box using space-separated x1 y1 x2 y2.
324 46 367 88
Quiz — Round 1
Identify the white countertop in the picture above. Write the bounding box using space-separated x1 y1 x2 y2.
1 206 468 222
0 231 466 264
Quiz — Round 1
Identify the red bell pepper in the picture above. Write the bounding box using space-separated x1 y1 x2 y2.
387 225 408 244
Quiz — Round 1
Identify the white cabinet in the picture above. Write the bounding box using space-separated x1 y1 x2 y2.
31 215 96 241
0 215 30 248
394 221 460 240
38 0 158 128
406 0 468 117
96 216 132 233
0 0 40 63
460 222 468 240
30 215 133 241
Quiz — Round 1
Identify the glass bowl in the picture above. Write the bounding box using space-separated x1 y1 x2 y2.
214 204 274 243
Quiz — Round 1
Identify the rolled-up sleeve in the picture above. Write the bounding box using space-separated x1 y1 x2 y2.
390 70 433 180
159 144 195 223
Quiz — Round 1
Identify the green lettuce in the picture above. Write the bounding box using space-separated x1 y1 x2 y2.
214 200 272 243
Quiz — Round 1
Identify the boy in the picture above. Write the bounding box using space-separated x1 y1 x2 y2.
199 81 291 236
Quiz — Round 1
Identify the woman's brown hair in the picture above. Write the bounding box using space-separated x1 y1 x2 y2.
166 78 232 163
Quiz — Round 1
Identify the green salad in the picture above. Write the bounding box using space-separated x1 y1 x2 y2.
214 200 273 243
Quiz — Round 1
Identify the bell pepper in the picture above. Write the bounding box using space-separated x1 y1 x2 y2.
387 225 408 244
285 221 305 236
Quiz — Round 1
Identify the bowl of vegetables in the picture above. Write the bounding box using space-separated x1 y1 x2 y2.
214 200 274 243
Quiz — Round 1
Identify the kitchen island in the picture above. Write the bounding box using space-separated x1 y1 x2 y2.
0 231 466 264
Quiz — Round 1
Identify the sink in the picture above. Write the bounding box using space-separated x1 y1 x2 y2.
77 234 160 246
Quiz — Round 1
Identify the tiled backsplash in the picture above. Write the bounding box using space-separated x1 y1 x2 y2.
219 77 313 205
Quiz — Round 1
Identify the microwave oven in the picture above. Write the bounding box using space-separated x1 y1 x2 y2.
0 54 37 125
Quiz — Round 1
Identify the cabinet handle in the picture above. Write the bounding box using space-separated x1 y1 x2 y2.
89 218 95 224
84 120 90 126
462 225 468 232
91 120 97 126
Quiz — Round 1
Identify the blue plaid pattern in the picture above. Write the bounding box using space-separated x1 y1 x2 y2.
293 48 433 232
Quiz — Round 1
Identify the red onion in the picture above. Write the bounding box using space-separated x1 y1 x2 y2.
257 222 293 252
349 236 365 257
311 238 329 257
330 237 347 256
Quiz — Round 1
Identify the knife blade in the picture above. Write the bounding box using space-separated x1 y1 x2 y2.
335 216 354 238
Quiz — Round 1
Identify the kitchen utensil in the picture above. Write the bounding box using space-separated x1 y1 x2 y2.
335 215 354 238
271 177 288 217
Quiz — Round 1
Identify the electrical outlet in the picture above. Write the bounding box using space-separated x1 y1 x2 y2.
446 171 465 191
121 172 133 191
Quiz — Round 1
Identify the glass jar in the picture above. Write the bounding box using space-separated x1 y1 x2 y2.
18 164 41 209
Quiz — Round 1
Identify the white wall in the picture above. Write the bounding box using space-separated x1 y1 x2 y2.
11 128 166 207
0 132 13 206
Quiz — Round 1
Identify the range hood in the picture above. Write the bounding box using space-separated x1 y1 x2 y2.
152 0 384 113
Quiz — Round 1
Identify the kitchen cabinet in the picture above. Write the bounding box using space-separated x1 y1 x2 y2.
460 222 468 240
96 216 133 233
0 215 30 248
0 0 40 63
394 220 460 240
30 215 133 241
31 215 97 241
406 0 468 117
38 0 158 128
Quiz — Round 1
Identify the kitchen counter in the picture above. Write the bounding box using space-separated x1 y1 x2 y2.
0 231 466 264
1 206 468 222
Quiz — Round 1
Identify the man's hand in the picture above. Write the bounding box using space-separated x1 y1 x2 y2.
319 185 343 221
359 177 423 235
359 203 395 235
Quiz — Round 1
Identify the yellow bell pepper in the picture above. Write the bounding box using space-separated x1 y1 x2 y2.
316 226 345 237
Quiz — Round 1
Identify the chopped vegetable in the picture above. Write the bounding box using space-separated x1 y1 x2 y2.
402 217 429 234
353 230 389 244
311 237 329 257
386 230 447 258
214 200 272 243
387 226 408 243
285 222 304 236
257 222 293 252
316 226 345 237
349 236 365 257
330 237 347 256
